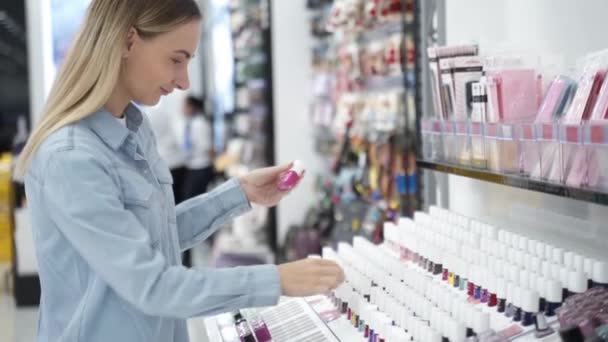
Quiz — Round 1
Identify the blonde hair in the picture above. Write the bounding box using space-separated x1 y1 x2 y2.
14 0 201 178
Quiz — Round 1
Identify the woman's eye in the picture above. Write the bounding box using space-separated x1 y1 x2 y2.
172 58 182 65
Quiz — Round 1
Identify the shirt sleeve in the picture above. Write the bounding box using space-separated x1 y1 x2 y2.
175 178 251 251
42 149 280 319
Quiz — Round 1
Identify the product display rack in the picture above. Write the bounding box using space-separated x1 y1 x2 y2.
306 0 424 248
229 0 277 251
417 160 608 206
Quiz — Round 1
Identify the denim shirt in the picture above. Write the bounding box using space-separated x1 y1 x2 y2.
24 104 281 342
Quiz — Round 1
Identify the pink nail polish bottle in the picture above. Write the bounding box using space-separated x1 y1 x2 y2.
277 160 305 191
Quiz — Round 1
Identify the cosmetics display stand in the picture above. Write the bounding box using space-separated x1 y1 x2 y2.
227 0 277 252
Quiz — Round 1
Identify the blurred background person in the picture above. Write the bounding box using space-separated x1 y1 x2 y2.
147 104 187 205
178 95 215 266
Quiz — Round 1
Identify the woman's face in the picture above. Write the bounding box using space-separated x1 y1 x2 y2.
121 19 201 106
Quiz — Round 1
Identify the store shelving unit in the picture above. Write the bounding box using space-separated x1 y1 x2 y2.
228 0 277 251
417 160 608 206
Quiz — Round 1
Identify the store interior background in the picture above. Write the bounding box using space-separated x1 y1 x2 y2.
2 0 608 341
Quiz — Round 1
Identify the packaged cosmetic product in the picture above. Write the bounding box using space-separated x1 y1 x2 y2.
535 76 577 123
427 44 479 119
591 76 608 120
471 82 487 122
484 75 502 123
440 58 457 120
488 69 541 123
451 56 484 120
277 160 305 191
564 68 608 124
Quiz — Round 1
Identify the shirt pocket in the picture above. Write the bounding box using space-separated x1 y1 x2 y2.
117 168 160 245
152 159 177 222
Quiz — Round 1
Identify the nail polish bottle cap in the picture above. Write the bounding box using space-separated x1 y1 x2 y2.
473 310 490 334
545 245 554 261
552 248 564 265
488 225 498 240
546 279 563 303
508 265 520 284
584 258 594 279
527 239 537 255
541 260 552 278
444 314 455 338
568 271 588 294
498 230 506 244
522 289 540 313
516 250 526 268
536 241 546 259
530 256 541 274
511 233 520 249
560 267 570 289
518 236 528 251
450 319 467 342
528 274 537 293
564 251 574 269
513 286 523 307
536 276 546 298
592 261 608 284
573 254 584 272
290 160 305 175
506 282 515 302
496 277 507 298
520 269 531 289
428 329 442 342
552 263 563 281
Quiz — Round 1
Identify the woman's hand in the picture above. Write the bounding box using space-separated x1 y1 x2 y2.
238 162 304 207
277 259 345 297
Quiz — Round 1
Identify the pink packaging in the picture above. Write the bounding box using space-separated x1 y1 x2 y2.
563 69 607 124
488 69 540 123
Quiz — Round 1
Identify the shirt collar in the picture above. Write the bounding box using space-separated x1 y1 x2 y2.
85 102 143 150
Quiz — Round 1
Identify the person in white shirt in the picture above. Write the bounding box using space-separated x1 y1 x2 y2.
179 96 214 201
147 105 187 204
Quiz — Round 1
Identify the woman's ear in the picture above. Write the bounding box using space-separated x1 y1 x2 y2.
123 27 138 58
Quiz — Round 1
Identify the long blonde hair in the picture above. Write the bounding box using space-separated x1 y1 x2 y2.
14 0 201 178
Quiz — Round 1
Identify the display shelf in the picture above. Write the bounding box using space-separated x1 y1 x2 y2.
417 160 608 206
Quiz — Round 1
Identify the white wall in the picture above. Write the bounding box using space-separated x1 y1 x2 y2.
271 0 326 246
26 0 54 124
441 0 608 259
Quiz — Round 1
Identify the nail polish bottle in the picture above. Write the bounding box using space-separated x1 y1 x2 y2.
584 258 595 288
505 282 516 318
552 247 565 265
496 277 507 313
277 160 305 191
564 251 574 270
487 275 498 307
573 254 585 273
592 261 608 289
472 310 490 337
534 313 555 338
560 266 571 300
449 319 467 342
234 313 256 342
536 276 547 313
512 286 523 322
536 242 546 259
545 279 563 317
522 289 540 327
567 270 588 299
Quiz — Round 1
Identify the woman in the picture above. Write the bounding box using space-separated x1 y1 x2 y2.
15 1 344 341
